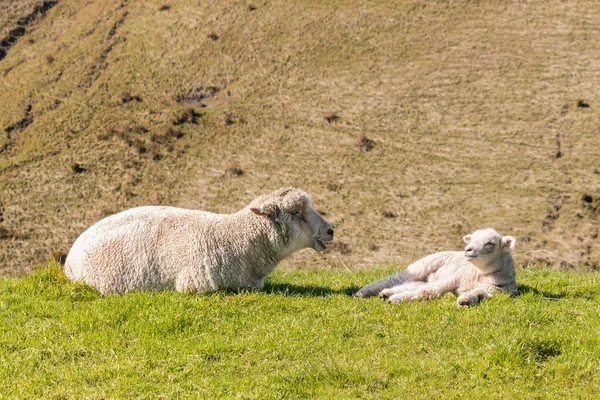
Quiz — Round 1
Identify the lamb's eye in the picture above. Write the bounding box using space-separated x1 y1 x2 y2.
484 242 495 248
289 210 300 216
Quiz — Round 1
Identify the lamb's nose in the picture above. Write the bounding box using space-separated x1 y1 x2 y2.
327 228 334 236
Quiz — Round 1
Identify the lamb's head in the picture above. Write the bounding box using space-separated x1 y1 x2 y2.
249 188 334 253
463 228 516 273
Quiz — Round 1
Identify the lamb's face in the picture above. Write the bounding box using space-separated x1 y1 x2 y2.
250 188 334 253
463 228 516 272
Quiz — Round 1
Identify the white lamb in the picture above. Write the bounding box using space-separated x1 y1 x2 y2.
64 188 334 294
355 228 518 306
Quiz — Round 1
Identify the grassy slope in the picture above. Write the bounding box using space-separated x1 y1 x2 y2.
0 263 599 399
0 0 41 35
1 0 600 274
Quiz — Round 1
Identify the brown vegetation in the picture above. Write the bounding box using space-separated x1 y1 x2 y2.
1 0 599 274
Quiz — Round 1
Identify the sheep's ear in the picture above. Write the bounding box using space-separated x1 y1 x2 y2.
462 234 472 244
250 203 279 218
502 236 516 251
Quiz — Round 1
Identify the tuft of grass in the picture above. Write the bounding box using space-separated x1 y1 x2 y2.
0 265 598 398
70 162 86 174
0 226 11 240
164 127 184 139
119 91 141 104
381 210 397 219
223 113 234 126
172 107 197 125
131 138 147 154
580 192 600 213
49 250 67 265
324 112 339 123
120 91 133 103
226 165 244 176
357 135 375 152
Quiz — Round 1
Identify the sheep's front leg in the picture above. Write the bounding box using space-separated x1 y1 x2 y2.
253 278 265 291
456 287 492 307
387 280 456 304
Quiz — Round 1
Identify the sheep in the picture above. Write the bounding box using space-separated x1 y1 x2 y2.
355 228 518 306
64 188 334 294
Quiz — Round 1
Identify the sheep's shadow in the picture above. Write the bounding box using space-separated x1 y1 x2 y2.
263 282 359 297
518 284 567 299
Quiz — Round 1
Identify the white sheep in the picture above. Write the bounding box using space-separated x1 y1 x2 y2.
64 188 334 294
355 228 518 306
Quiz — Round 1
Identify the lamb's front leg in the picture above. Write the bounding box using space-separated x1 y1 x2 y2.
379 282 426 300
456 287 493 307
387 279 456 304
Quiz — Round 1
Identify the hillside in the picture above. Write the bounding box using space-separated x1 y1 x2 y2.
1 0 599 274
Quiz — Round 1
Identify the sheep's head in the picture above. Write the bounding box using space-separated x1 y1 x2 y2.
463 228 515 272
249 188 334 253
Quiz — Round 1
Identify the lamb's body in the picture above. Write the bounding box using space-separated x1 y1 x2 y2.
356 229 518 306
65 188 333 294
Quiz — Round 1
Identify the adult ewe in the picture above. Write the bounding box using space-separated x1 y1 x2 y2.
355 228 518 306
65 188 334 294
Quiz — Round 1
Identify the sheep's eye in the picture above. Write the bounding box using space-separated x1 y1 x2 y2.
484 242 495 248
289 210 300 216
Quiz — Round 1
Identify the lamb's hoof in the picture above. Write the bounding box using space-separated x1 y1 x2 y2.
387 295 402 304
457 298 470 307
457 294 475 307
379 290 392 300
354 291 365 298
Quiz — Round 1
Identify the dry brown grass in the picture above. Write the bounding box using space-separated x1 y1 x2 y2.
1 0 600 274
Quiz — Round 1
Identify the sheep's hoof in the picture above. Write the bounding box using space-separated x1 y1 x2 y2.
387 295 402 304
354 291 365 298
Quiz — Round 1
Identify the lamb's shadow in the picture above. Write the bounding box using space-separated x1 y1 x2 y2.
263 282 359 297
518 284 567 299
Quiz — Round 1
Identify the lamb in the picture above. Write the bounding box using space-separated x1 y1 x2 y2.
355 228 518 306
64 188 334 294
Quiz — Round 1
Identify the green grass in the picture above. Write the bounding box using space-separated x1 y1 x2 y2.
1 263 598 399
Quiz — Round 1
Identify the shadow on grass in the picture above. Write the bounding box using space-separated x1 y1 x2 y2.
520 283 597 300
518 284 567 300
263 282 360 297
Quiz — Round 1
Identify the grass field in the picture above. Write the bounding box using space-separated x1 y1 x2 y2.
0 262 598 399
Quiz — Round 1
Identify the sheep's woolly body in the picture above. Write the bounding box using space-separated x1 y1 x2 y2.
356 228 518 306
65 188 333 294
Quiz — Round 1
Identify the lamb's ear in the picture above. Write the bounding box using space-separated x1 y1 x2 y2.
462 234 472 244
502 236 516 251
250 203 280 218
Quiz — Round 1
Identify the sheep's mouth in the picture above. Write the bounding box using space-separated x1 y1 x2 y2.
313 238 332 251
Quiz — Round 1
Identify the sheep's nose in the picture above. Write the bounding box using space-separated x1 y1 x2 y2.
327 228 334 236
